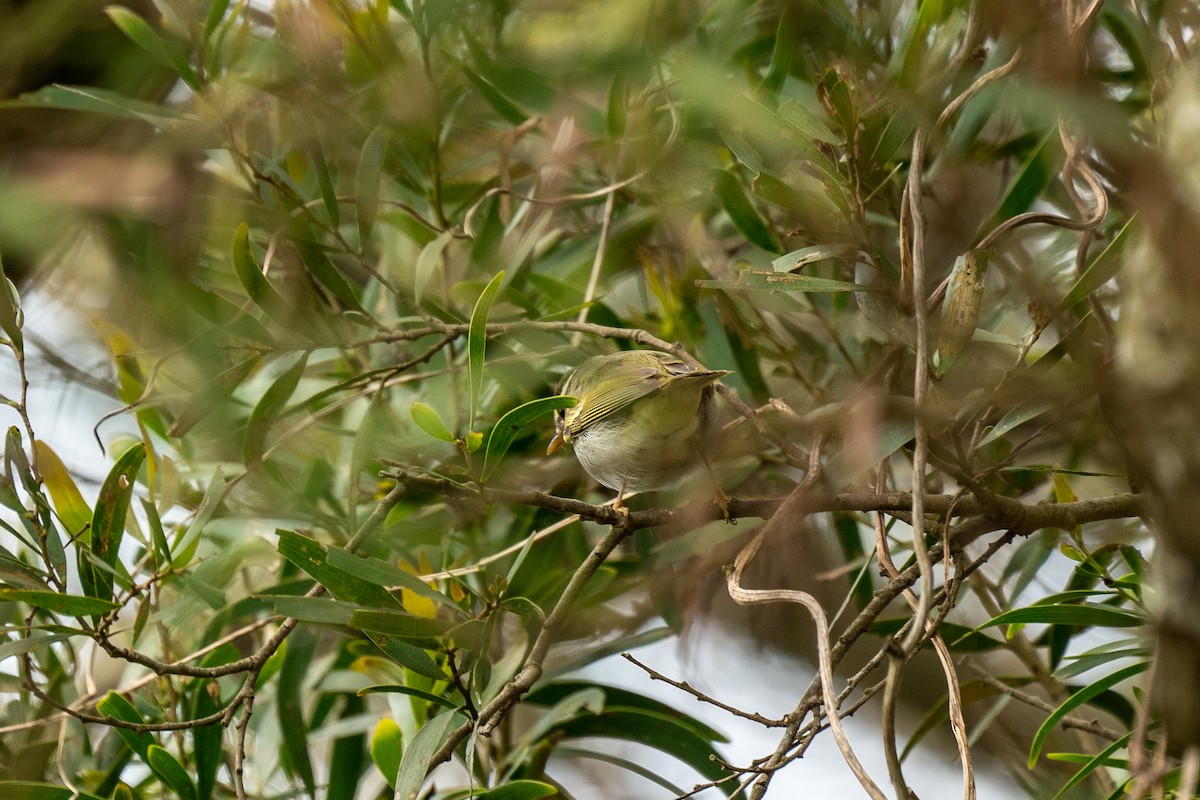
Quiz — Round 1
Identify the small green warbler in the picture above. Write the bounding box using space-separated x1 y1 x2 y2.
547 349 730 506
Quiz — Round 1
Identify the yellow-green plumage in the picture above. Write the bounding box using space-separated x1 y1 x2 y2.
549 350 729 494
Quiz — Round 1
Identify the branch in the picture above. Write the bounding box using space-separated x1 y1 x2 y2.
382 468 1146 536
428 516 636 768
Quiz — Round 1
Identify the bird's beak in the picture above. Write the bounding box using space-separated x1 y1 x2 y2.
547 431 565 455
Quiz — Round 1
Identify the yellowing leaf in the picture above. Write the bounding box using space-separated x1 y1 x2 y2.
35 441 92 541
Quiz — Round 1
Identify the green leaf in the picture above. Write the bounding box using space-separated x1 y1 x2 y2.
606 69 627 136
0 632 71 661
166 354 262 438
518 687 606 748
327 693 366 800
697 271 875 293
468 270 505 429
526 682 727 743
474 781 558 800
308 143 340 228
324 547 459 610
301 242 368 316
190 682 223 800
202 0 232 39
413 229 453 305
367 634 448 680
4 84 181 131
231 223 284 314
97 691 155 759
394 711 463 800
824 417 914 488
356 126 388 246
278 627 317 797
350 608 453 640
711 169 780 253
482 395 577 480
265 595 356 626
0 782 106 800
1048 733 1133 800
171 469 225 569
979 401 1055 447
34 440 90 540
770 243 859 273
462 65 528 125
146 744 198 800
276 530 403 609
1029 662 1148 768
0 589 118 616
370 718 403 789
978 132 1062 239
975 602 1147 634
1055 216 1133 316
358 684 458 709
84 443 146 603
0 252 23 350
410 402 455 443
549 708 740 794
105 6 201 90
244 353 308 463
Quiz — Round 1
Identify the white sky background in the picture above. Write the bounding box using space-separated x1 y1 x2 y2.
0 291 1025 798
0 0 1072 792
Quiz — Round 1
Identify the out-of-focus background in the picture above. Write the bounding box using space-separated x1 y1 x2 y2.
0 1 1190 798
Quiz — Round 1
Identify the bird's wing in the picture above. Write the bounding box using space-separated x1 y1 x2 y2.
565 359 665 434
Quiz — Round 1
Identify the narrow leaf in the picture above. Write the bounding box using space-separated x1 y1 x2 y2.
475 781 558 800
0 252 23 349
167 355 260 437
105 6 201 90
1029 663 1148 768
85 443 146 603
697 271 876 293
711 169 780 253
33 440 91 539
770 243 859 273
358 684 458 709
244 353 308 463
413 229 453 305
97 691 155 759
356 127 388 246
277 628 317 797
0 589 118 616
462 65 528 124
979 401 1055 447
350 608 452 640
190 681 223 800
1049 733 1133 800
0 782 106 800
468 270 506 429
146 744 198 800
325 547 458 610
4 84 181 131
276 529 402 609
231 223 283 313
482 395 577 480
1055 216 1133 315
394 712 463 800
976 603 1146 633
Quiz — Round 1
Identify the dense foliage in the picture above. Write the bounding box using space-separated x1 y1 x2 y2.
0 0 1193 798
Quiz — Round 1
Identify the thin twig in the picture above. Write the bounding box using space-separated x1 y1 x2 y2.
621 652 786 727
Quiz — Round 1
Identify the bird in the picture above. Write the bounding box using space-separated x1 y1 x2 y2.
547 349 730 511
